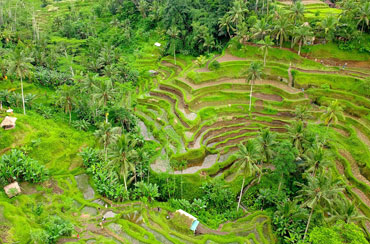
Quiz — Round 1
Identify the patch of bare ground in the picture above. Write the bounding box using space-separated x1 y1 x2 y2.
354 127 370 148
43 179 64 194
216 52 246 63
336 160 345 175
351 187 370 207
340 150 370 187
253 92 283 101
278 0 324 4
333 127 350 137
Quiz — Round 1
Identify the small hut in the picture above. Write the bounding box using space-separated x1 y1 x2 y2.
175 209 200 233
4 182 21 198
1 116 17 130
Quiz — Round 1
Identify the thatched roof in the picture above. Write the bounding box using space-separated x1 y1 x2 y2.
0 116 17 130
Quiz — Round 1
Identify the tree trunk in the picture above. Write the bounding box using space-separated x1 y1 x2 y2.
20 76 26 115
237 177 245 211
123 174 128 191
304 206 315 240
298 40 302 56
278 173 283 193
264 50 267 66
249 83 253 111
255 0 259 13
280 36 283 48
174 44 176 65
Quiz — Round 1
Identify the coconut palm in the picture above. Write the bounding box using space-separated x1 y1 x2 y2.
303 143 332 176
290 1 305 25
235 140 261 211
294 105 310 122
357 2 370 33
251 18 270 40
320 99 345 134
320 15 338 42
287 120 306 155
296 171 344 240
218 14 233 38
94 122 122 161
256 128 276 163
166 25 180 65
56 84 75 123
108 134 138 191
328 198 368 224
257 35 274 66
7 48 34 115
93 79 117 107
243 62 263 112
293 25 313 56
273 18 292 48
227 0 248 27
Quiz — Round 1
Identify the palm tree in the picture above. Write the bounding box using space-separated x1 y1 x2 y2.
218 14 233 38
166 25 180 65
320 15 337 42
328 198 368 224
294 105 310 122
293 25 313 56
7 48 34 115
303 143 332 176
287 121 306 155
256 128 276 163
357 2 370 33
93 79 117 107
257 35 274 66
243 62 263 112
108 134 138 191
94 122 121 161
56 84 74 123
273 18 292 48
251 18 270 40
320 99 345 134
235 140 261 211
202 33 215 54
227 0 248 27
296 171 344 240
290 1 305 25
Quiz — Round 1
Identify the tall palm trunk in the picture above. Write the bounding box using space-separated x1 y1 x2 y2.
123 174 128 191
304 206 315 240
249 83 253 111
20 76 26 115
173 44 177 65
237 176 245 211
263 50 267 66
298 40 302 56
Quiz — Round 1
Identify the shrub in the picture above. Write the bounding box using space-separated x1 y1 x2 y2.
79 147 101 168
0 149 49 186
208 60 220 71
34 67 73 87
44 216 73 243
132 182 160 202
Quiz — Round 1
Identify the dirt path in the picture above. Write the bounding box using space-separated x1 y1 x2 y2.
354 127 370 148
278 0 324 5
340 150 370 187
216 52 246 63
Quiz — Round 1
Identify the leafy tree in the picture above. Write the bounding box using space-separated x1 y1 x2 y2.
243 62 263 112
227 0 248 27
93 79 117 107
7 47 34 115
218 14 233 38
251 18 270 40
287 120 306 155
296 172 344 240
108 134 138 191
290 1 305 25
294 105 310 122
357 2 370 33
320 15 338 42
235 140 261 211
257 35 274 66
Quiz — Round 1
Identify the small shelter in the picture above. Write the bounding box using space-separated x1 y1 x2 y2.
175 209 200 233
4 182 21 198
0 116 17 130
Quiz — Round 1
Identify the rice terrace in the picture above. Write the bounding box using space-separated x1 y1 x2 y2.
0 0 370 243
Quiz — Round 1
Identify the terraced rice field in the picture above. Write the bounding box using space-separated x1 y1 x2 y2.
135 44 370 235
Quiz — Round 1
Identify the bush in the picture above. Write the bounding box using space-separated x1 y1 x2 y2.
208 60 220 71
0 149 49 186
132 182 160 202
44 216 73 243
34 67 73 87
